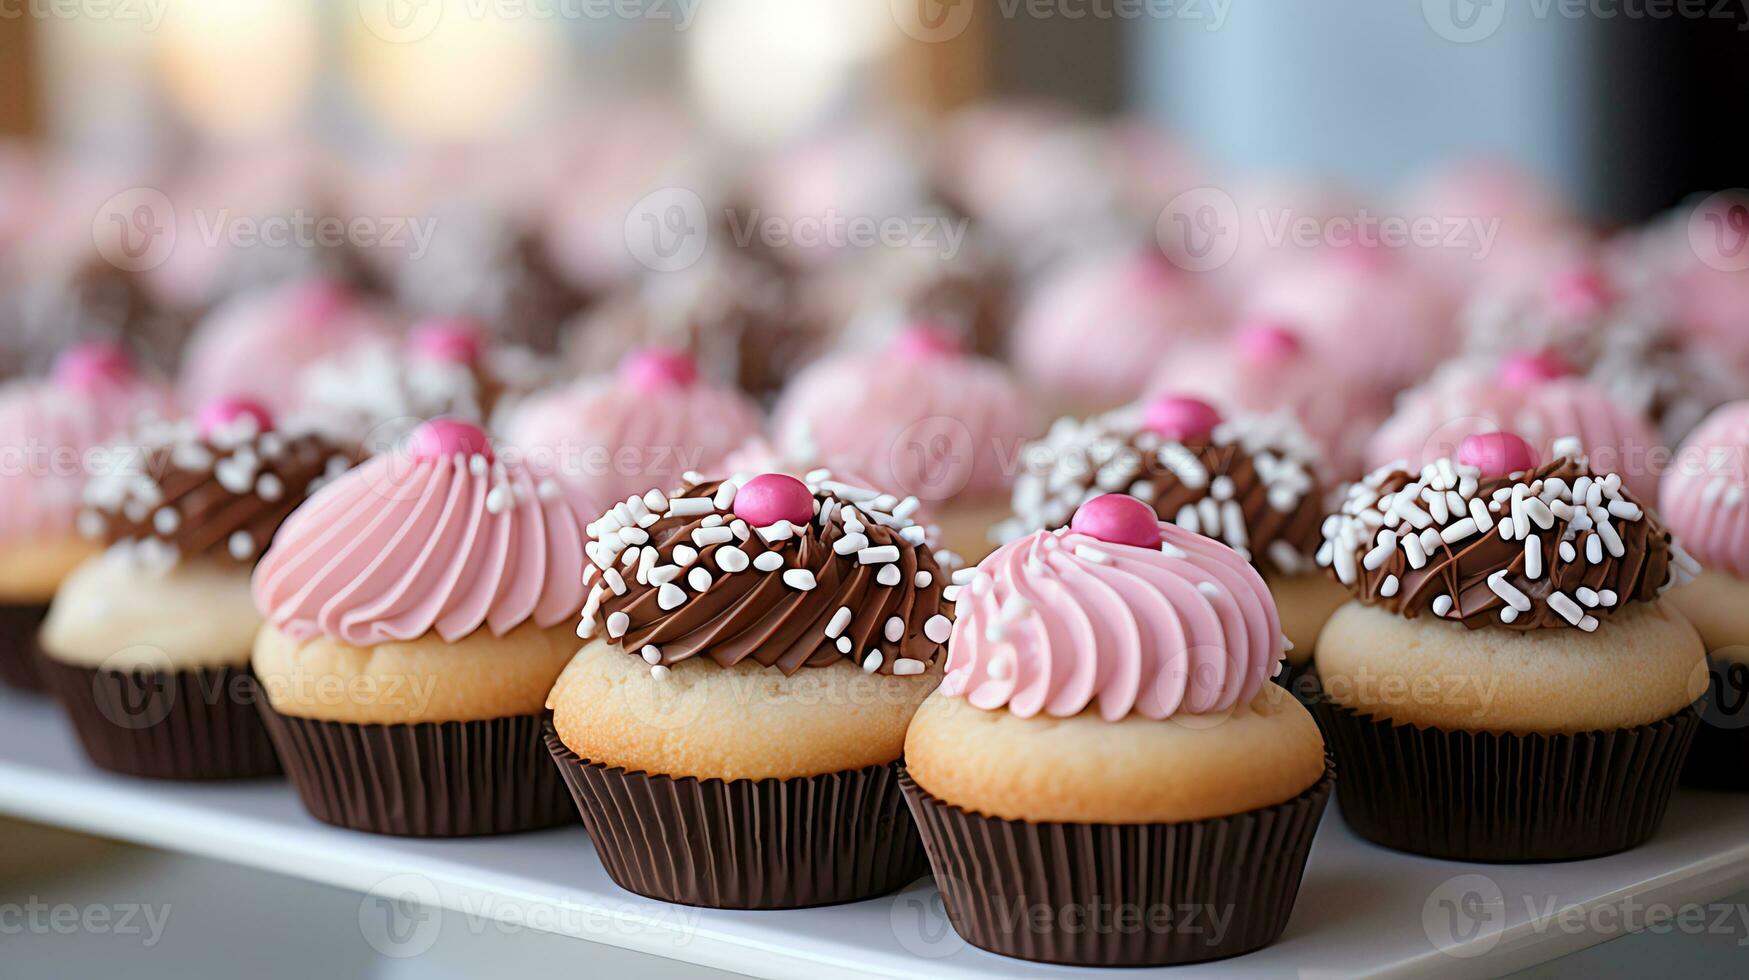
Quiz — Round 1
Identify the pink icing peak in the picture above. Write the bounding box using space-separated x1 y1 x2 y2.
1458 431 1538 477
619 347 698 391
1070 494 1163 549
733 473 814 527
893 324 963 361
1546 263 1614 320
1497 350 1575 389
938 524 1282 722
408 419 493 461
1143 395 1222 442
52 342 135 391
1234 319 1304 364
409 319 486 365
198 397 274 438
1661 400 1749 578
286 279 354 325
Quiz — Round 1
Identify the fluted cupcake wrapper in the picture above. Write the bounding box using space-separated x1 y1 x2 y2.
1681 657 1749 792
259 706 574 838
898 763 1334 968
0 602 49 693
1310 679 1699 862
543 722 928 910
39 660 281 780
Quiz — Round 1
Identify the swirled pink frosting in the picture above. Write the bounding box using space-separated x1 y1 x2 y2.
1662 401 1749 579
1367 361 1664 503
252 433 587 646
0 356 176 544
938 522 1283 721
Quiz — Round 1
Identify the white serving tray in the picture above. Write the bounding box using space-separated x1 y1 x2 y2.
4 687 1748 979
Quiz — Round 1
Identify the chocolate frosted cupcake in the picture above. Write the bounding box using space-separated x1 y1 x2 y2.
252 420 585 836
1660 401 1749 789
904 495 1331 967
0 343 176 691
1314 433 1706 860
38 400 357 779
999 395 1346 686
545 469 952 909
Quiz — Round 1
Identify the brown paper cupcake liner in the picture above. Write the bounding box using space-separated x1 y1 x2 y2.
1310 678 1699 862
898 762 1334 968
543 722 928 910
0 602 50 692
1681 657 1749 792
260 705 574 838
38 659 281 780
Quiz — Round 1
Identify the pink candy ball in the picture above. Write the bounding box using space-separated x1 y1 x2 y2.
1497 350 1574 390
407 419 493 462
198 397 274 438
620 347 698 391
893 324 962 361
1458 432 1538 478
410 319 486 365
52 341 135 391
1071 493 1163 549
733 473 815 528
1143 395 1222 443
1234 318 1304 364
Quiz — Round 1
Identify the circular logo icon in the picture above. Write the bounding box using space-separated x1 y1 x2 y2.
1422 873 1506 957
358 873 443 959
1695 653 1749 731
890 0 976 43
624 187 709 274
1156 187 1240 273
1422 0 1507 43
889 875 965 959
93 646 176 731
356 0 444 44
1686 191 1749 273
92 187 176 274
887 415 975 503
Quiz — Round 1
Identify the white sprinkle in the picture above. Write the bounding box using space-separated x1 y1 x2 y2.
607 612 630 638
1576 587 1600 607
1075 545 1112 564
924 614 952 644
1586 534 1604 565
892 659 925 676
1432 594 1454 617
255 473 284 502
1524 536 1543 580
637 546 658 585
648 564 682 586
687 567 713 592
657 583 687 610
1607 499 1642 521
227 530 254 561
486 485 513 515
836 636 852 654
152 507 180 534
1197 581 1221 598
862 651 884 673
1487 571 1532 611
1599 589 1618 606
672 545 699 568
640 645 662 665
913 570 933 589
692 527 734 548
650 664 671 681
753 551 785 572
877 564 902 586
833 532 869 556
1578 615 1599 632
942 585 962 602
1549 591 1585 626
783 569 817 591
668 497 714 517
1440 518 1479 545
884 616 905 642
825 607 853 639
618 526 649 546
1379 574 1400 598
603 568 627 596
1403 533 1428 570
730 520 750 541
858 545 901 565
1500 606 1520 624
1595 515 1625 558
716 547 750 573
757 521 795 543
713 482 738 510
1559 540 1577 563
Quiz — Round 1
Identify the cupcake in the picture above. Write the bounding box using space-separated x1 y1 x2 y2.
1011 250 1221 419
998 395 1345 690
503 347 764 526
1367 352 1665 503
1313 433 1705 860
1146 318 1393 479
250 420 585 836
772 325 1036 561
903 494 1331 967
0 343 176 691
544 470 952 908
1659 402 1749 789
37 400 357 779
178 278 397 415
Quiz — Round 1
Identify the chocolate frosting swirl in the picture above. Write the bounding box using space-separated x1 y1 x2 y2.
580 474 954 676
81 418 359 569
1318 453 1701 632
1000 409 1324 578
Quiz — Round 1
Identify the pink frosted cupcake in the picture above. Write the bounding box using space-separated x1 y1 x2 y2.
251 420 585 836
1012 250 1222 419
774 326 1036 561
1368 353 1664 503
0 343 176 691
503 348 763 525
1661 401 1749 788
1147 318 1392 478
178 278 397 415
903 495 1331 966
